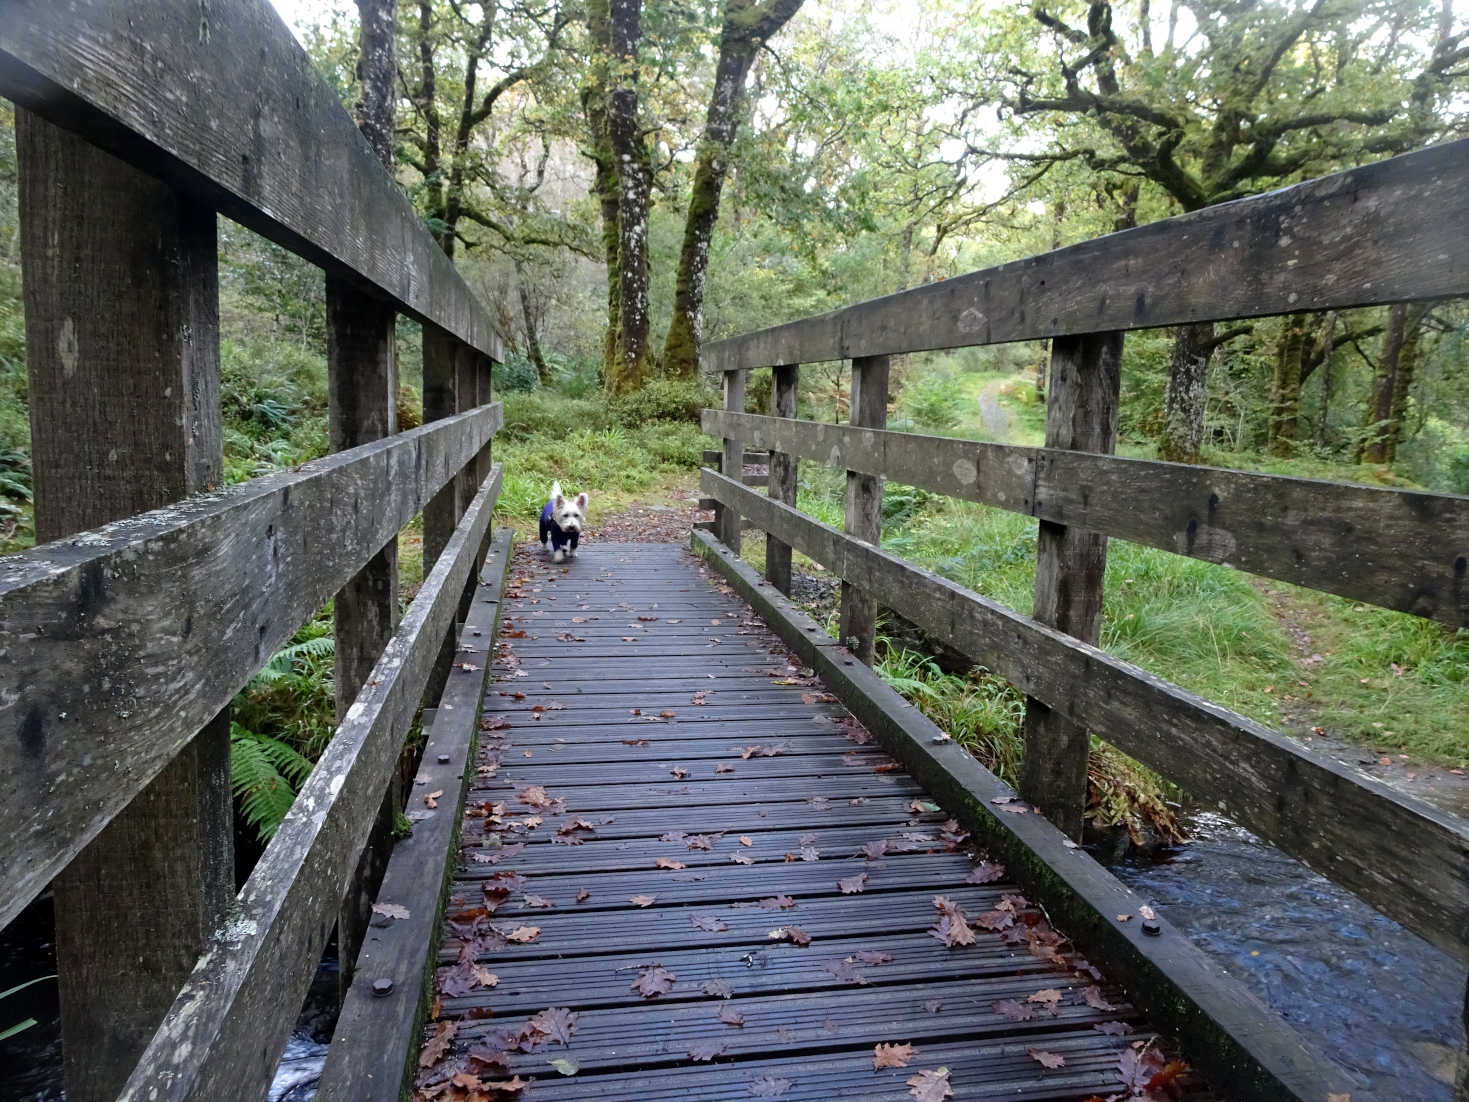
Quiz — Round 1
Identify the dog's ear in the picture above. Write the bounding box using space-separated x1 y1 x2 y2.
575 492 589 509
550 480 563 501
553 492 564 508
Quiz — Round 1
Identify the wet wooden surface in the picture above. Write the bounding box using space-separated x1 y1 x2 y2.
417 541 1192 1100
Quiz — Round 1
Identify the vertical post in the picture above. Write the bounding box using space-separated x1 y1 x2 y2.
766 364 799 594
474 355 495 571
455 342 480 613
18 111 233 1102
326 272 400 994
1019 331 1123 840
839 355 889 664
717 368 747 551
421 324 458 704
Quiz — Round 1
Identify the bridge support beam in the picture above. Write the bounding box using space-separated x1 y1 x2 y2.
1020 331 1123 840
839 354 889 664
17 109 233 1102
327 273 401 997
766 364 799 595
716 368 748 551
422 325 460 706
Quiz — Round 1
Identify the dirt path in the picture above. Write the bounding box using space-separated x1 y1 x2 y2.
584 480 711 543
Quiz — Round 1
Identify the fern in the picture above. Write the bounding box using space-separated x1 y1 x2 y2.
250 635 335 686
229 722 314 842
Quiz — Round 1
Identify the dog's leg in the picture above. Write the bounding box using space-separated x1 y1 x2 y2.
553 548 565 563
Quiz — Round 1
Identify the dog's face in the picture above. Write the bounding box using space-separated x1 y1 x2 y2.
551 484 589 534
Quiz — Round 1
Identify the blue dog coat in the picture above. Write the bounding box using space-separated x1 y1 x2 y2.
539 499 579 553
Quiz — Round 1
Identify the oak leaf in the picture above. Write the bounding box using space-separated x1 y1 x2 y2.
748 1076 794 1097
505 926 540 943
906 1067 953 1101
631 964 676 997
629 894 657 907
873 1042 916 1069
719 1003 745 1027
837 873 868 894
1028 1048 1065 1069
418 1020 457 1067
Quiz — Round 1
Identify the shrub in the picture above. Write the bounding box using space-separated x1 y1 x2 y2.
611 378 717 426
494 352 541 393
897 366 967 433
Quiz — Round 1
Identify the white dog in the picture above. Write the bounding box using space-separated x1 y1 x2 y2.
538 481 589 562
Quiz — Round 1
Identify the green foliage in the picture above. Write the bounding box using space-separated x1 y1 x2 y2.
0 975 54 1042
610 377 716 426
229 722 315 843
894 365 968 434
494 353 542 393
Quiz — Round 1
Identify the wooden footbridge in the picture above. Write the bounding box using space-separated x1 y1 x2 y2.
1 3 1467 1101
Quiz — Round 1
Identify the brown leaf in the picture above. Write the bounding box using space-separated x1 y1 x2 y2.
631 964 677 998
516 785 554 809
861 840 888 860
575 887 590 903
738 836 754 847
1028 988 1063 1012
1028 1048 1066 1069
773 925 811 947
528 1006 579 1046
471 965 499 989
483 1075 529 1094
1082 985 1116 1011
424 789 443 808
504 925 540 943
730 852 755 865
748 1076 794 1097
837 873 868 894
718 1003 745 1027
418 1020 457 1067
854 950 893 965
757 895 796 910
992 999 1037 1022
659 710 677 719
975 908 1014 931
1093 1020 1133 1036
656 857 687 870
372 902 410 921
523 893 553 909
629 894 657 907
823 958 867 984
715 762 735 773
671 766 690 779
967 861 1006 884
689 1039 728 1062
691 914 729 932
702 978 734 998
906 1067 953 1101
873 1042 916 1069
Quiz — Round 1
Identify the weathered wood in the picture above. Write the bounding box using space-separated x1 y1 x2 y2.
117 466 502 1102
700 469 1469 962
702 410 1469 627
475 354 494 491
716 369 747 550
0 403 500 928
327 271 402 997
838 355 888 664
421 324 459 706
1021 333 1122 838
317 528 513 1101
765 364 800 594
690 528 1360 1102
454 344 480 523
0 0 503 360
17 110 234 1102
702 140 1469 372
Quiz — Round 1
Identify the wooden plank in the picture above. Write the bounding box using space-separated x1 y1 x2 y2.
316 528 514 1102
766 364 799 594
421 325 460 707
326 271 402 995
702 139 1469 371
691 528 1360 1102
717 368 747 550
17 109 234 1102
0 0 503 359
117 466 503 1102
699 471 1469 962
1021 332 1121 838
839 355 888 664
0 403 500 928
702 410 1469 627
467 774 924 812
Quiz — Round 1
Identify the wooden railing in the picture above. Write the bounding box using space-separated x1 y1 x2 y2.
700 140 1469 1058
0 2 507 1099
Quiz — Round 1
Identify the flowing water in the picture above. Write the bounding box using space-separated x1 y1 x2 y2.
1108 810 1466 1100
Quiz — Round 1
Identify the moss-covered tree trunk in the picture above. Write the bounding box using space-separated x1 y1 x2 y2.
603 0 653 397
1158 322 1214 463
663 0 805 380
1358 303 1425 464
1267 313 1311 456
581 0 621 383
515 261 551 385
1384 304 1428 463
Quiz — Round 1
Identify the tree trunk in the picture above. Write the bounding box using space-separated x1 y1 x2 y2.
1267 313 1310 456
1385 304 1428 463
1158 321 1214 462
1358 303 1416 464
581 0 621 384
604 0 652 396
1314 311 1337 448
354 0 398 167
516 261 551 384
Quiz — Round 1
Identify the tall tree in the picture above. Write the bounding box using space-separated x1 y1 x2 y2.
978 0 1467 461
663 0 805 379
1358 302 1430 464
604 0 654 395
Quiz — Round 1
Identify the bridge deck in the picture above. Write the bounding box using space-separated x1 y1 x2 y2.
417 541 1192 1100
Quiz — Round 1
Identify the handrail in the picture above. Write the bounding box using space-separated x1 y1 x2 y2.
0 404 502 929
0 0 503 359
702 139 1469 371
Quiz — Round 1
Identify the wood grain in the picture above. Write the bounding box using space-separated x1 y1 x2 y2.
703 140 1469 371
717 369 747 551
0 403 501 927
766 366 798 592
0 0 503 359
701 468 1469 962
838 355 888 664
703 411 1469 627
117 467 502 1102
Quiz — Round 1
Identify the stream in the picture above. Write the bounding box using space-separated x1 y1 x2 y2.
3 813 1463 1100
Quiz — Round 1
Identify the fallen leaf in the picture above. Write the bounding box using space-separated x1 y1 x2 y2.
739 835 754 847
855 950 892 965
418 1020 457 1067
1028 1048 1066 1069
483 1076 529 1094
659 710 677 719
576 887 590 903
548 1056 580 1076
992 999 1037 1022
528 1006 579 1046
748 1076 793 1097
715 763 735 773
471 965 499 988
874 1042 916 1069
629 894 657 907
772 925 811 946
1082 986 1116 1011
1028 988 1063 1009
689 1039 728 1062
372 902 410 921
1138 905 1156 920
505 926 540 943
702 978 734 998
824 957 867 984
730 852 755 865
656 857 687 870
757 895 796 910
691 914 729 932
424 789 443 808
523 893 553 909
719 1003 745 1027
630 965 676 1001
861 840 888 860
671 766 689 779
837 873 868 894
1093 1020 1133 1036
967 861 1006 884
906 1067 953 1101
